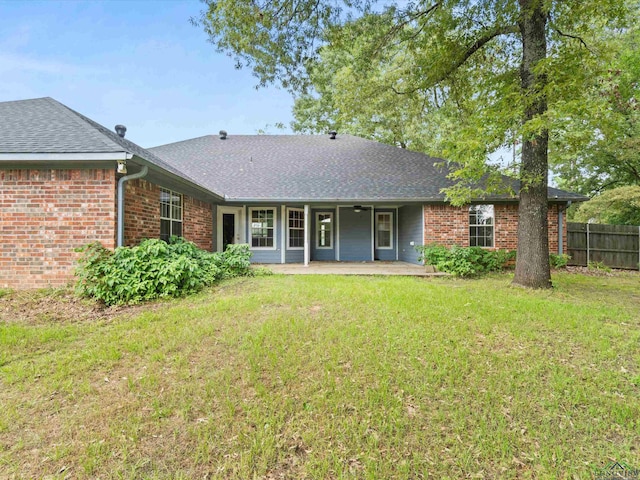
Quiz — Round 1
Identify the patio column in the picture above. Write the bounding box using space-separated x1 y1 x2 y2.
304 204 310 266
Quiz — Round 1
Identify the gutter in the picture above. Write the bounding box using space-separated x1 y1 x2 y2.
224 196 447 204
558 200 572 255
223 196 584 204
0 152 130 161
117 165 148 247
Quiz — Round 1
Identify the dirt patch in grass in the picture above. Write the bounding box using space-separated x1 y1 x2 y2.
564 265 640 277
0 289 163 325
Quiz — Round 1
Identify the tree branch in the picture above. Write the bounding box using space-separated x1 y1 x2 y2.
552 26 594 54
385 25 519 95
384 3 441 41
434 24 519 83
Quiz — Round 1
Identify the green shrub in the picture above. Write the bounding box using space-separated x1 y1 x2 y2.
549 253 570 269
213 243 253 279
75 238 252 305
588 260 612 272
416 244 515 277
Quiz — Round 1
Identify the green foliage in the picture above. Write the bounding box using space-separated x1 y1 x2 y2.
572 186 640 225
211 243 253 279
0 289 13 299
416 244 515 277
588 261 612 273
549 253 571 269
75 238 252 306
551 19 640 195
250 266 275 277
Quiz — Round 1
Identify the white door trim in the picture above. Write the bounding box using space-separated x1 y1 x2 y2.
217 206 245 252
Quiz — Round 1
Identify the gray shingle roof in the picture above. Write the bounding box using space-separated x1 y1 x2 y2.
0 97 125 153
0 97 214 195
150 134 587 202
0 97 585 203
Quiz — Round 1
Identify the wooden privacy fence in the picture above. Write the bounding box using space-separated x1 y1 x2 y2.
567 222 640 270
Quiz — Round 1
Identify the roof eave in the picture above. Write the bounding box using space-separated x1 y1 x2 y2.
223 195 584 204
130 156 225 202
224 196 444 203
0 152 131 161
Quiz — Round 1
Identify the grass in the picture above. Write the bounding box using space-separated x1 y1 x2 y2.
1 272 639 479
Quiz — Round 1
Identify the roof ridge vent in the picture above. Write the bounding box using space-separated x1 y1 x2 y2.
115 125 127 138
219 130 227 140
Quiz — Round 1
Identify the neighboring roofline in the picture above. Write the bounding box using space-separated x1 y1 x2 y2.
0 152 131 161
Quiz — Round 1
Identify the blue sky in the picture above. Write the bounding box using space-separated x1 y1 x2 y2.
0 0 295 147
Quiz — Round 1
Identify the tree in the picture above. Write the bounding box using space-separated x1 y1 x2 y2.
195 0 630 288
573 185 640 225
550 20 640 196
290 19 443 153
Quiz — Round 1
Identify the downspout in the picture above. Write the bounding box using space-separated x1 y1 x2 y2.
117 165 148 247
558 200 571 255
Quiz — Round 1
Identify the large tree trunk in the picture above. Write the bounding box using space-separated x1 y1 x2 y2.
513 0 552 289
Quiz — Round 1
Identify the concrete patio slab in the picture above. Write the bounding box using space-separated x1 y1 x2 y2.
258 261 447 276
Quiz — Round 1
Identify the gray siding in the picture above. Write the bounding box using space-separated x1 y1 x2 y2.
398 205 423 264
285 249 304 263
374 208 397 261
311 208 336 261
338 207 373 261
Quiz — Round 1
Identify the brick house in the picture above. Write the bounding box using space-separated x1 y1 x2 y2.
0 98 586 288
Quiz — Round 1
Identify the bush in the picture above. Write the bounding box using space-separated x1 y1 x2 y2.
75 238 252 305
416 244 515 277
549 253 570 269
588 260 612 272
212 243 253 279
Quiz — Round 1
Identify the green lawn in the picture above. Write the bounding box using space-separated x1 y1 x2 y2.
1 273 639 479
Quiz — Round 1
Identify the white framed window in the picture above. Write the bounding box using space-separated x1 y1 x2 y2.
375 212 393 249
316 212 333 249
287 208 304 250
160 188 182 242
249 207 276 249
469 204 494 247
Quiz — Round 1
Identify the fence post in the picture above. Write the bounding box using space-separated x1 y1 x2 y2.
586 223 590 266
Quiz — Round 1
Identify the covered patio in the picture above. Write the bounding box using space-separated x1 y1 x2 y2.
261 261 446 276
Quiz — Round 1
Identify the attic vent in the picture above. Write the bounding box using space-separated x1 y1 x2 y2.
329 131 337 140
115 125 127 138
219 130 227 140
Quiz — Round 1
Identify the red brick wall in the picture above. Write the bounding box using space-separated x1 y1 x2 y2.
123 179 160 245
0 169 117 289
123 179 213 251
423 204 469 246
184 196 213 251
494 204 518 250
424 203 567 253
